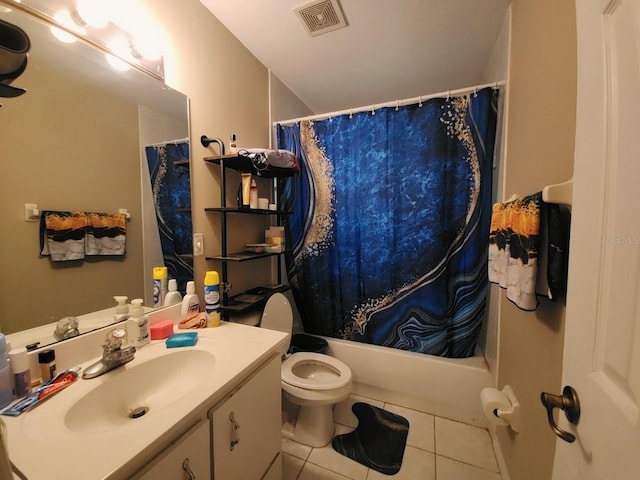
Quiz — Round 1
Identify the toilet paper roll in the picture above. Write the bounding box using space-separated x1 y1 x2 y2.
480 387 510 426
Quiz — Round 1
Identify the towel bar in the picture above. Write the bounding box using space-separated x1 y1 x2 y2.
542 179 573 206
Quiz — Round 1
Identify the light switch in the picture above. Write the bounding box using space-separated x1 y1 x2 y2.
193 233 204 256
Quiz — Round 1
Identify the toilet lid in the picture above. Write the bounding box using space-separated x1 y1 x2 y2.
281 352 352 390
261 292 293 340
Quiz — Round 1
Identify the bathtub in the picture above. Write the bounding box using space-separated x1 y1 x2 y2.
324 337 492 427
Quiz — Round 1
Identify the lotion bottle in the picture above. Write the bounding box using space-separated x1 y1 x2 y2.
164 279 182 306
128 299 150 347
0 334 12 408
229 133 238 154
9 347 31 398
181 281 200 317
249 179 258 209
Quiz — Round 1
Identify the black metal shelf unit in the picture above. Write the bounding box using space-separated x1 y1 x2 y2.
204 153 295 315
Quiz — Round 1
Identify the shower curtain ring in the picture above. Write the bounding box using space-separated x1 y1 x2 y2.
418 96 423 107
371 104 376 115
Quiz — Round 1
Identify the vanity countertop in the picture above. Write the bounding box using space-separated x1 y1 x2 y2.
2 322 288 479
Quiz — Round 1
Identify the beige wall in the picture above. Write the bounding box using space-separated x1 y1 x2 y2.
143 0 275 296
495 1 577 479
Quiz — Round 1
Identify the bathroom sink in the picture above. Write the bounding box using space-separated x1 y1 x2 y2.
63 348 216 433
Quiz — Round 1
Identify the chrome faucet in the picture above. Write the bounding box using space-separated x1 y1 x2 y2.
82 328 136 379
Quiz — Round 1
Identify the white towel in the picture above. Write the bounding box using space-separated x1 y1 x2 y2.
488 193 542 311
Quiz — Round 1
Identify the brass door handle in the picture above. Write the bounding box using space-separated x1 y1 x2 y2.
540 385 580 443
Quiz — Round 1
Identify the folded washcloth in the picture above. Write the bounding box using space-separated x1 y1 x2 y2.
488 193 542 310
85 212 127 256
178 312 207 329
40 211 87 261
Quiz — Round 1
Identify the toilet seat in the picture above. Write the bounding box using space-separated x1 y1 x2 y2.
260 293 293 346
281 352 351 390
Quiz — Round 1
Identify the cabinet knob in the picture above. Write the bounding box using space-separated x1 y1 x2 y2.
229 411 240 451
182 458 196 479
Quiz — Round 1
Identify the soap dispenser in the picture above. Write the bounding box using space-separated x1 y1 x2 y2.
113 295 130 322
127 299 150 347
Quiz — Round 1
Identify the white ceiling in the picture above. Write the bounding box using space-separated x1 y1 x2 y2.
200 0 510 114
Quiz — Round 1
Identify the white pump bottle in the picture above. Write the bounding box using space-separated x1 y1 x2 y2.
127 299 150 347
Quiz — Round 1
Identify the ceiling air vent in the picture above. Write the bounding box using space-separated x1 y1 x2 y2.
294 0 348 37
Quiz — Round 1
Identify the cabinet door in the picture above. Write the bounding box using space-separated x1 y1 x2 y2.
132 420 211 480
210 355 281 479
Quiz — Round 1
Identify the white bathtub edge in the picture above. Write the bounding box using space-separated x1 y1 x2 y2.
325 336 493 427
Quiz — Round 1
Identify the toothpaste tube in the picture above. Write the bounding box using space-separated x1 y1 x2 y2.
1 367 80 416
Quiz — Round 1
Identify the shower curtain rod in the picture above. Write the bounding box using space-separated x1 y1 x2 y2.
273 81 506 126
145 137 190 147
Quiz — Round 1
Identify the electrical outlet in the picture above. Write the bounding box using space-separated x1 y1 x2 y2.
193 233 204 256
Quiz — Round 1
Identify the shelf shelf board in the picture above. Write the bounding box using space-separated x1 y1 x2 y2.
206 250 285 262
204 207 290 215
203 154 298 178
221 285 291 313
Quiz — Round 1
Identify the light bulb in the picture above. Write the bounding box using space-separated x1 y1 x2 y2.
105 52 130 71
105 36 133 71
51 11 86 44
76 0 110 28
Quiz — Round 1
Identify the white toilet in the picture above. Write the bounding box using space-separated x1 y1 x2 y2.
260 293 353 447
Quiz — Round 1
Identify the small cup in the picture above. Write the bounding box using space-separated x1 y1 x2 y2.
268 203 277 211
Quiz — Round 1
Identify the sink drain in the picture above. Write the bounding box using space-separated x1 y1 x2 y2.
129 406 149 419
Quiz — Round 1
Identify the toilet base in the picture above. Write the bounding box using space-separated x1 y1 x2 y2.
282 397 335 447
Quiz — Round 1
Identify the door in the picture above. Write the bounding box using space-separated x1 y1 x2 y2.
553 0 640 478
210 355 281 479
132 420 211 480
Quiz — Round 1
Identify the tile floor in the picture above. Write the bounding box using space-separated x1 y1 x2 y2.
282 393 503 480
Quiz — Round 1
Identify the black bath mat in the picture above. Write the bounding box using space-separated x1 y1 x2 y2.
332 402 409 475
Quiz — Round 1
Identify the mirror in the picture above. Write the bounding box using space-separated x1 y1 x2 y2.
0 3 190 348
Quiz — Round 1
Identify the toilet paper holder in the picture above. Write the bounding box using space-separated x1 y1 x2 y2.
481 385 522 433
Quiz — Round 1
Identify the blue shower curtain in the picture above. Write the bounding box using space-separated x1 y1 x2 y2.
145 141 194 295
277 87 498 358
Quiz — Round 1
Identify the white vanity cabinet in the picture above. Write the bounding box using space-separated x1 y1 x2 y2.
209 354 282 479
132 420 211 480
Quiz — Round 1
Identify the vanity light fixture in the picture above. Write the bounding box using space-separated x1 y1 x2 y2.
8 0 165 80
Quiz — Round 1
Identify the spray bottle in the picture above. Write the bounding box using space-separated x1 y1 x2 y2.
204 271 221 327
153 267 168 308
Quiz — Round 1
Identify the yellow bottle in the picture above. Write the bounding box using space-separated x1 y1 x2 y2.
204 271 221 327
153 267 168 308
